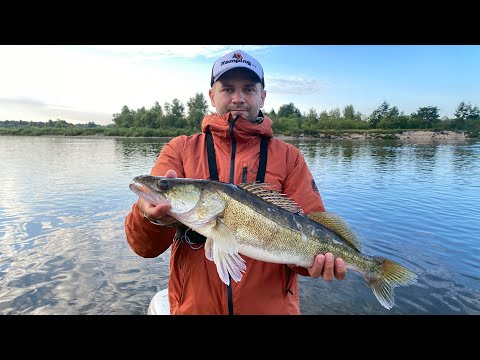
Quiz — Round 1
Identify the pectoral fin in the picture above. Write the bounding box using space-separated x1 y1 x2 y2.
205 237 213 261
204 220 246 286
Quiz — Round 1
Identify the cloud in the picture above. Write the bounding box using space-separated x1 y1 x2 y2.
267 76 328 95
0 98 112 125
79 45 277 61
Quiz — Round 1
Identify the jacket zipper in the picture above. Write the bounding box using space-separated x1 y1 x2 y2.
228 116 238 184
226 115 239 315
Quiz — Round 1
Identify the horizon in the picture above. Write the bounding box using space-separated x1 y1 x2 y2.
1 45 479 126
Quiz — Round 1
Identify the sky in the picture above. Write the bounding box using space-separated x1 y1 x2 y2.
1 45 479 126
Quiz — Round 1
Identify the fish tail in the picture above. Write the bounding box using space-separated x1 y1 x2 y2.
367 259 417 310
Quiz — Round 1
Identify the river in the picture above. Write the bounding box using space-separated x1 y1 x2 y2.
0 135 479 314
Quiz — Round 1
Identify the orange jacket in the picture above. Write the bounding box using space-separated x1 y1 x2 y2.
125 112 326 314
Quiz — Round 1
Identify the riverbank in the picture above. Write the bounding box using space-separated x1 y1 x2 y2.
1 130 471 142
275 130 469 142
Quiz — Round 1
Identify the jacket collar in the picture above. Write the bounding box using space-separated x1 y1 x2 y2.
201 111 273 143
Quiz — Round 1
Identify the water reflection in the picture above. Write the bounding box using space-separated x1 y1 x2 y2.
116 138 167 159
0 136 479 314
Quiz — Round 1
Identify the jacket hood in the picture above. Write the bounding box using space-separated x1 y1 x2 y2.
201 112 274 142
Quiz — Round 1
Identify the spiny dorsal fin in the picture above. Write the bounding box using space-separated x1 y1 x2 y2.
238 183 303 214
308 212 363 252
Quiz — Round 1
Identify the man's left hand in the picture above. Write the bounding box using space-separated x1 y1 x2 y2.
308 252 346 281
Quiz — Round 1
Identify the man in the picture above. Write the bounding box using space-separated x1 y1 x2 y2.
125 49 346 315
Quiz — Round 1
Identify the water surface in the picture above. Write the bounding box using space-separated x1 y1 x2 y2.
0 136 479 314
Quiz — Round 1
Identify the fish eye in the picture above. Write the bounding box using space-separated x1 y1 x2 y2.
157 179 169 191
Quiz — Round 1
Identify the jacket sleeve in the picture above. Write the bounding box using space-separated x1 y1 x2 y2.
124 136 187 258
283 145 326 277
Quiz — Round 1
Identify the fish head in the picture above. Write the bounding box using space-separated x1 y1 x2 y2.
129 175 203 215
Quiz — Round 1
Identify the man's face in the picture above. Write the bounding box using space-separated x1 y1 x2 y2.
209 68 266 122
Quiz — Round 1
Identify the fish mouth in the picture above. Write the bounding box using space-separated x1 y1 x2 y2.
129 179 166 205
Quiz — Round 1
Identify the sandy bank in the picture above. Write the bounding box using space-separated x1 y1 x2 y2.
275 130 469 142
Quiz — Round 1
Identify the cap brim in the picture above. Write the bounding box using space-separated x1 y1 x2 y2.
211 68 264 87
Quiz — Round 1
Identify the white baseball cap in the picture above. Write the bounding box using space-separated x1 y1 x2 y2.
210 49 265 88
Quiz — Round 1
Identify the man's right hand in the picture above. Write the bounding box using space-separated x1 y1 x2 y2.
137 169 177 224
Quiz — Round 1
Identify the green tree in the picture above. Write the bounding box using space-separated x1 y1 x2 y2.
134 106 147 127
453 101 480 133
303 108 318 129
187 93 208 115
54 119 69 128
187 93 208 130
454 101 480 120
328 107 341 119
152 101 163 117
150 101 163 128
112 105 134 127
141 111 158 128
157 99 186 129
188 109 205 130
411 106 440 129
318 110 331 129
305 108 318 121
160 115 177 128
368 101 390 129
170 99 185 118
267 108 276 117
343 104 356 119
278 103 301 118
377 106 403 129
163 102 171 115
454 101 470 121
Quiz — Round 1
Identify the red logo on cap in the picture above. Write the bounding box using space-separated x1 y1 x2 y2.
233 53 243 61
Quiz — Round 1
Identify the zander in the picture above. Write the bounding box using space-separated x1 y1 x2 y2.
130 175 417 309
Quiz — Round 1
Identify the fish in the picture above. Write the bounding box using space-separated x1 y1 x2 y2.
129 175 417 310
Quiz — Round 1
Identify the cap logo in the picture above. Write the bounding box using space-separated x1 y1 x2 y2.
220 54 255 69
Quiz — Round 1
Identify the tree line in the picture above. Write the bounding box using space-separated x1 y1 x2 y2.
1 92 479 137
107 93 480 137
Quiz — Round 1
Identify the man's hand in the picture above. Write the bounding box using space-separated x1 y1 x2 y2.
137 169 177 223
308 253 346 281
